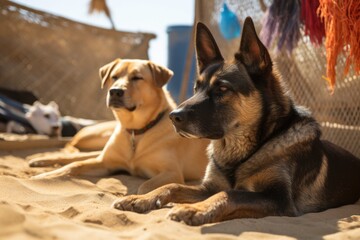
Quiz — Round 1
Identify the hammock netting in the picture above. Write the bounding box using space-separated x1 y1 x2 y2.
0 0 155 120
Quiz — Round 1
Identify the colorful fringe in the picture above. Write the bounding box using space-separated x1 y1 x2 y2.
301 0 325 46
260 0 302 53
318 0 360 92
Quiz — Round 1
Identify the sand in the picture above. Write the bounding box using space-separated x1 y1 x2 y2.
1 146 360 240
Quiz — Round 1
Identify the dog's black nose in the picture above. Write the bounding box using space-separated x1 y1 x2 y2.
169 109 187 124
109 88 124 97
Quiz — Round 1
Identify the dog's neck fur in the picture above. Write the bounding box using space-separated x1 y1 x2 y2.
210 73 295 166
210 123 259 165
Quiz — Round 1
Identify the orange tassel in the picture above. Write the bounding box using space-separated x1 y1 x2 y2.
318 0 360 92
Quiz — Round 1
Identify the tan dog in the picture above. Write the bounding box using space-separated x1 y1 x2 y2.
30 59 209 194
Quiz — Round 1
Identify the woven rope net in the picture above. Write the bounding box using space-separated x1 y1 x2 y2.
196 0 360 157
0 0 155 120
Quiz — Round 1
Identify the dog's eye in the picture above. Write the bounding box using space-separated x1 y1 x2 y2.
213 84 230 97
215 80 232 95
44 114 50 119
219 86 228 92
112 76 118 81
217 85 230 94
131 76 143 81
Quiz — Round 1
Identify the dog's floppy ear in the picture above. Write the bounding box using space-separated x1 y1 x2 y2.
99 58 121 89
195 22 224 73
235 17 272 75
147 61 174 87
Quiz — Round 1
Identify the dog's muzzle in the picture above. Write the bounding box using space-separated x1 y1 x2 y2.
108 88 125 108
50 125 61 137
109 88 124 98
170 106 224 140
169 108 186 123
169 108 199 139
107 88 136 111
169 108 187 129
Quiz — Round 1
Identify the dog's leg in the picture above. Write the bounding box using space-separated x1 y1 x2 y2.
113 183 211 213
31 158 110 179
28 151 101 167
137 171 185 194
167 190 291 226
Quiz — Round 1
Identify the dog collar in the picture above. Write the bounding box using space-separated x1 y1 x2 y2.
126 109 168 136
126 109 168 152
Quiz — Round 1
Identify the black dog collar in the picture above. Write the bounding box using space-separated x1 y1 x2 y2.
126 109 168 152
126 109 168 136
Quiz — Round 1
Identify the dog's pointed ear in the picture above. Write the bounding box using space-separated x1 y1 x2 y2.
99 58 121 89
235 17 271 75
147 61 173 87
48 101 59 110
33 101 42 108
195 22 224 73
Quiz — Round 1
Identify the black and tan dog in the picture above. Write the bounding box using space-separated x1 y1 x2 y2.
112 17 360 225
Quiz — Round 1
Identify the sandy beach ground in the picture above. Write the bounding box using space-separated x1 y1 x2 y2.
1 140 360 240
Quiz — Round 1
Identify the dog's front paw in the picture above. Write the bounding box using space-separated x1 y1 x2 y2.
112 194 162 213
167 203 218 226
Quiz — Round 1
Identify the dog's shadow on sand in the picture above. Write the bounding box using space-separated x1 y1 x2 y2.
83 171 145 196
201 203 360 240
84 172 203 197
